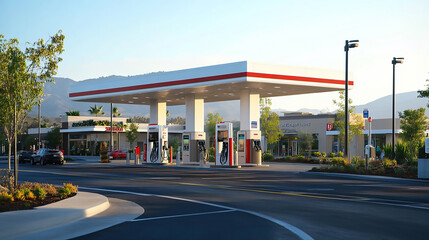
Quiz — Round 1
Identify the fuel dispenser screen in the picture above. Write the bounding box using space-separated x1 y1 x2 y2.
149 132 159 141
217 131 228 142
238 134 244 152
183 135 189 151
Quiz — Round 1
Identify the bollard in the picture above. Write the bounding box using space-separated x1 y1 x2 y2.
126 152 130 165
176 150 180 166
235 150 238 166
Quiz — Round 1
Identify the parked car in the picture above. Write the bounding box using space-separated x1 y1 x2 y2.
108 150 127 159
18 150 35 163
31 149 65 165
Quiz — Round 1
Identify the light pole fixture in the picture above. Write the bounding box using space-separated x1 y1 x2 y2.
392 57 404 159
344 40 359 162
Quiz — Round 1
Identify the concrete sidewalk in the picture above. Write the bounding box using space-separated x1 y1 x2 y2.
0 191 144 240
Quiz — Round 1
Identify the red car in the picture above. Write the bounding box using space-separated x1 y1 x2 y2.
108 150 127 159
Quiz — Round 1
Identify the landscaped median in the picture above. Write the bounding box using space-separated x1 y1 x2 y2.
309 157 418 179
0 169 109 239
0 191 110 240
0 170 78 212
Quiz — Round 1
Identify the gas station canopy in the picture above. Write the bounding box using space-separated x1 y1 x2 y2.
69 61 350 105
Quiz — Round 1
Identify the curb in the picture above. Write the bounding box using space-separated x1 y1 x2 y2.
302 171 429 183
0 191 110 240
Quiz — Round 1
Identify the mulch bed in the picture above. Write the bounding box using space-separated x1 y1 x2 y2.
0 193 76 213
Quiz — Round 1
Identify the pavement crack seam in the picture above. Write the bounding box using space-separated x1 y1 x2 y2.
129 210 236 222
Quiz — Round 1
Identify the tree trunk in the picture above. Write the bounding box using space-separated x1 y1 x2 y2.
8 142 11 170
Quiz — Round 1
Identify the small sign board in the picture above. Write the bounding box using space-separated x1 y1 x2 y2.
363 109 369 119
327 123 333 131
251 121 257 128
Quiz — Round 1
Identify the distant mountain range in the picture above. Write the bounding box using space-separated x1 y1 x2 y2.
30 77 428 120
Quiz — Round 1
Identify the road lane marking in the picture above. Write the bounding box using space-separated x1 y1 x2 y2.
306 188 334 191
79 186 314 240
202 176 254 180
129 209 236 222
21 169 429 211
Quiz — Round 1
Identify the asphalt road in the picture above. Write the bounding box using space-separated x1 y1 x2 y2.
2 159 429 240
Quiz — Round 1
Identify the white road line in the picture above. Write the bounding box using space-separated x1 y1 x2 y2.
129 210 236 222
202 176 254 180
79 186 314 240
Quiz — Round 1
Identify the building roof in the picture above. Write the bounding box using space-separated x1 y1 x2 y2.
69 61 350 106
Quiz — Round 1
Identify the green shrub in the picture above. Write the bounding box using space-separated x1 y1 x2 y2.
208 155 215 162
263 153 274 161
63 183 78 194
13 189 25 201
394 167 406 176
395 141 409 165
0 192 14 202
330 157 347 166
58 187 71 199
311 167 319 171
321 158 329 164
294 155 306 162
376 167 385 175
337 151 344 157
285 156 292 161
383 144 394 160
43 184 58 196
351 156 365 167
328 152 336 158
313 152 321 158
33 187 46 199
382 159 397 169
21 188 34 199
321 152 327 158
369 159 383 169
344 164 357 173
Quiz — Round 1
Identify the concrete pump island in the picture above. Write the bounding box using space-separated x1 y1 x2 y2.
69 61 348 167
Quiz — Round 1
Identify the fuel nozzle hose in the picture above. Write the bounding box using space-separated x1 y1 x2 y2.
150 143 158 163
220 142 228 165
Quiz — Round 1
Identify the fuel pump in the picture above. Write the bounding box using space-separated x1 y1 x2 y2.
197 140 207 164
237 130 262 165
147 125 168 163
215 122 234 166
182 132 206 164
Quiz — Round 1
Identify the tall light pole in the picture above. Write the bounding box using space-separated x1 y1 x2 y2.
38 102 41 150
392 57 404 159
344 40 359 162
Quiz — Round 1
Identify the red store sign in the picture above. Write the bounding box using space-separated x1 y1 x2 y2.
105 127 124 132
326 123 333 131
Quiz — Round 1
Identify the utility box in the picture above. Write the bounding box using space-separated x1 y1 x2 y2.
418 138 429 179
365 145 376 159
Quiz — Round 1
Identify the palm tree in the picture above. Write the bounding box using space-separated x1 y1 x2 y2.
65 110 80 116
113 107 121 117
88 105 105 117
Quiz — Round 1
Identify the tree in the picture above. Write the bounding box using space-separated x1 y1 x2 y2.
45 127 61 149
399 108 428 159
125 122 139 149
205 113 223 147
418 79 429 107
65 110 80 116
332 91 363 152
167 116 186 125
130 116 150 123
112 107 121 117
88 104 105 117
0 31 64 182
260 98 283 148
297 132 313 157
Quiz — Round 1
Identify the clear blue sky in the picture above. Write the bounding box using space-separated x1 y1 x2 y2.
1 0 428 112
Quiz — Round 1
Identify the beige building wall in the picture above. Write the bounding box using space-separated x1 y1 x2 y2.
279 113 336 154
